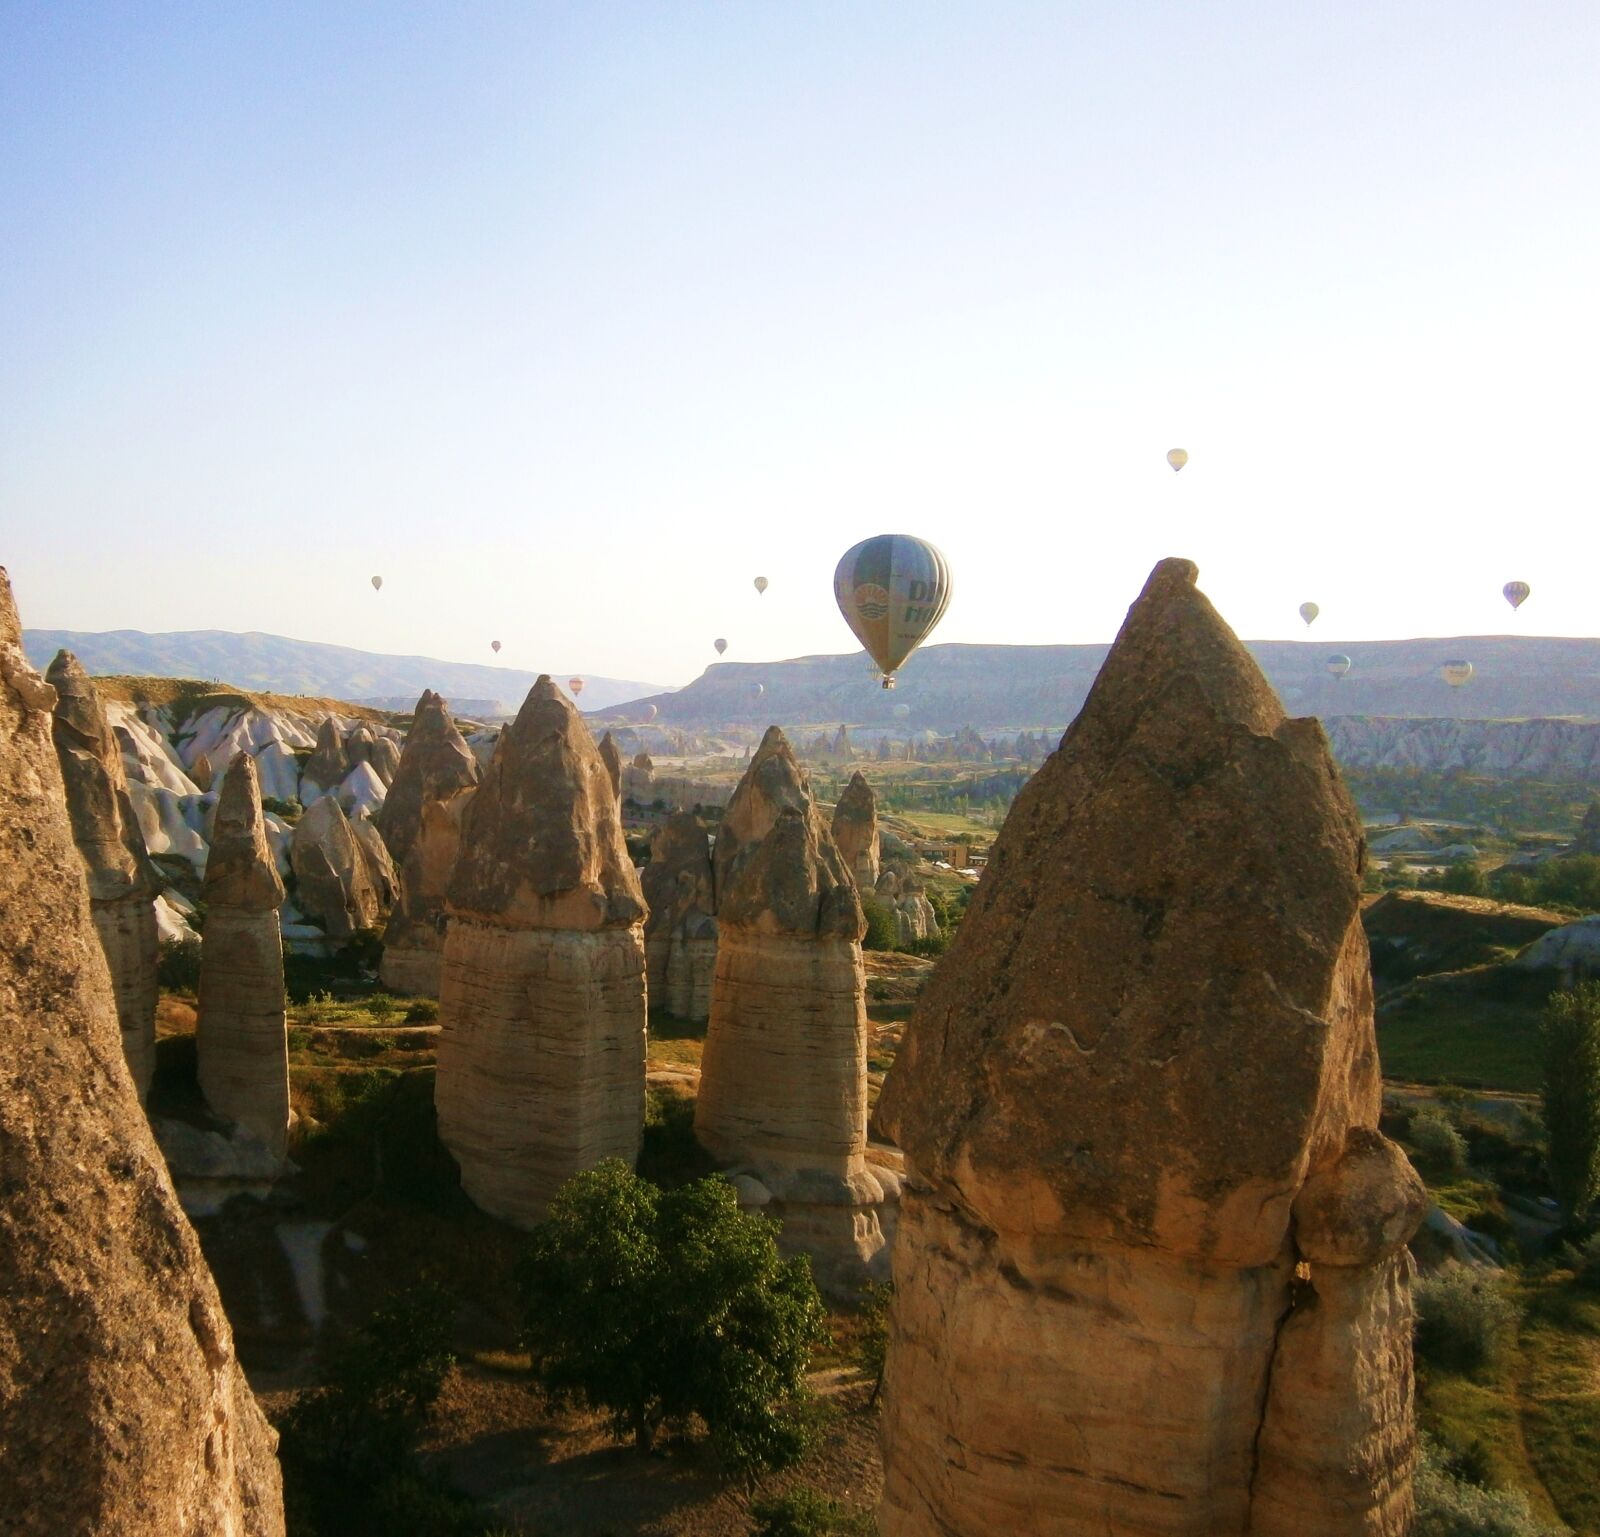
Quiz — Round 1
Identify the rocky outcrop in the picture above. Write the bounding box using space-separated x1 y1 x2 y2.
1325 714 1600 783
640 812 717 1022
875 868 937 948
599 731 623 801
197 754 290 1160
875 559 1428 1536
831 771 880 889
435 677 647 1226
376 691 480 870
289 794 383 938
301 716 350 795
379 786 475 996
623 751 654 803
350 812 399 910
45 650 161 1101
0 571 284 1537
696 729 890 1293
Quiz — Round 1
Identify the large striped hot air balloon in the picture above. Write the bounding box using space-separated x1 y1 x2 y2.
1503 581 1530 611
1327 654 1352 679
833 534 952 688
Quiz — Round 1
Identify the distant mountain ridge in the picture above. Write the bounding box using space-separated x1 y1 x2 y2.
612 636 1600 731
21 629 665 715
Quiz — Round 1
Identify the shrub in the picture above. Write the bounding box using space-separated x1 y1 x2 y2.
516 1161 828 1474
1415 1439 1566 1536
404 997 440 1024
1414 1265 1518 1373
1562 1230 1600 1290
904 931 948 958
261 795 303 822
748 1486 876 1536
1410 1109 1470 1177
860 899 899 952
1542 983 1600 1223
157 937 203 993
857 1282 891 1405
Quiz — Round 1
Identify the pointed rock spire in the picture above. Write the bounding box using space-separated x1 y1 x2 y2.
301 716 350 793
831 770 880 890
377 691 479 869
598 730 623 801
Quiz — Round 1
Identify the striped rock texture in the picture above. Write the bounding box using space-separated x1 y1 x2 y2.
641 810 718 1023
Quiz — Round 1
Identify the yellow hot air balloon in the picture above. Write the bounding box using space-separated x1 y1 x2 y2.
569 677 585 696
834 534 952 688
1299 602 1320 627
1441 660 1473 688
1327 654 1352 679
754 576 769 595
491 639 502 654
1167 448 1188 472
1503 581 1530 610
714 638 728 655
370 575 383 592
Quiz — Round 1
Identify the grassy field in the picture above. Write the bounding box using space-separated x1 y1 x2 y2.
1377 966 1558 1092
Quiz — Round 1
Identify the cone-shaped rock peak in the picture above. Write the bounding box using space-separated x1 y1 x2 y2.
378 690 480 867
206 754 287 913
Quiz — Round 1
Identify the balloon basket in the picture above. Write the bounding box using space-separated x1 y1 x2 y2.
881 676 895 690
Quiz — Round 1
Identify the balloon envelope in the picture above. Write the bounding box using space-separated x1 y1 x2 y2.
754 576 769 594
1326 654 1352 678
645 704 658 721
714 638 728 655
1441 661 1473 688
370 575 383 591
1299 602 1319 626
1503 581 1530 610
833 533 952 687
491 640 501 653
753 682 765 697
1167 448 1188 472
893 702 911 719
569 677 585 695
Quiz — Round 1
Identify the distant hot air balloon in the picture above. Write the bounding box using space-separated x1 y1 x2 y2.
1503 581 1531 611
1299 602 1320 627
754 576 769 595
893 702 911 720
1327 654 1352 679
753 682 765 698
714 638 728 655
1441 660 1474 688
644 704 658 721
569 677 585 696
833 534 952 688
1167 448 1188 472
370 575 383 592
491 640 502 654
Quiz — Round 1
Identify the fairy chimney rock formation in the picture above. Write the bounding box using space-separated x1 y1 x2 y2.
45 650 161 1100
599 731 624 801
197 753 290 1160
874 558 1427 1537
300 716 350 794
0 572 285 1536
623 750 655 803
831 770 881 890
696 728 889 1292
376 693 482 994
289 794 383 938
640 811 718 1021
436 676 648 1227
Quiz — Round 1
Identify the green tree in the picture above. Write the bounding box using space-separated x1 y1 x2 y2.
859 897 899 952
1542 982 1600 1224
516 1161 829 1474
857 1282 891 1406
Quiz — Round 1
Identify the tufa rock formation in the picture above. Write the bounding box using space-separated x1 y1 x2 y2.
0 570 284 1536
831 770 881 890
874 559 1428 1537
696 728 891 1292
376 691 481 870
623 750 654 803
599 730 624 801
300 716 350 795
640 811 718 1022
289 794 384 938
197 754 290 1160
45 650 161 1101
435 677 648 1227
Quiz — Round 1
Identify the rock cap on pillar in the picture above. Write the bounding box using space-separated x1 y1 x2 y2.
714 726 816 895
720 806 863 940
301 716 350 793
377 691 480 867
598 731 623 800
207 754 287 911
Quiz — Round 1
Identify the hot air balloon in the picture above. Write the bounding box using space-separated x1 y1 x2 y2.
753 682 765 698
1327 654 1352 679
1167 449 1188 472
1441 661 1473 688
833 534 951 689
569 677 585 696
893 702 911 720
491 640 502 654
714 638 728 656
644 704 659 721
370 575 383 592
1503 581 1531 611
754 577 769 595
1299 602 1320 627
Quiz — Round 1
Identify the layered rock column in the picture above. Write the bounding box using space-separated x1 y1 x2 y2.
197 754 290 1160
696 728 889 1293
377 691 481 994
831 770 881 890
874 559 1427 1537
0 571 284 1536
640 811 718 1021
46 650 161 1100
435 677 648 1227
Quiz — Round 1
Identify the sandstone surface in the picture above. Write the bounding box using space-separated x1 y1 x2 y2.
436 677 647 1226
831 770 881 889
875 559 1427 1536
197 754 290 1160
46 650 161 1100
377 691 481 869
289 794 383 938
0 571 284 1536
380 786 475 995
599 730 623 800
640 811 718 1021
300 715 350 795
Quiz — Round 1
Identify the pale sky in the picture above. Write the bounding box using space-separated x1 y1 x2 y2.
3 2 1597 687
